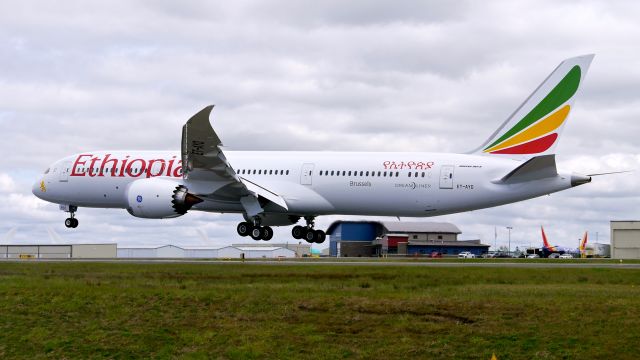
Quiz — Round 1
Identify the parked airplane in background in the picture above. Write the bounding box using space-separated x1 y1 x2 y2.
540 226 588 257
34 55 596 244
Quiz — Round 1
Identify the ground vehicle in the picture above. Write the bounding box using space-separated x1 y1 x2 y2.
559 253 574 259
527 254 540 258
493 253 511 258
458 251 476 259
430 251 443 258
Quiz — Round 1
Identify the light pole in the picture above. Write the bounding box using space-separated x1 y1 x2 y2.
506 226 513 256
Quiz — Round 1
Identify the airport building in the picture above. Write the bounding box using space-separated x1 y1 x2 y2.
0 244 116 259
117 244 296 259
611 221 640 259
232 242 312 257
327 221 489 257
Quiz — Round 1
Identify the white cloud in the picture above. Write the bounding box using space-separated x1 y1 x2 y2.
0 173 16 192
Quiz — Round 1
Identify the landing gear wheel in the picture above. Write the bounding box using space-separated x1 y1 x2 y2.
71 218 79 228
263 226 274 241
314 230 326 243
305 229 316 243
251 227 264 241
292 225 305 239
237 222 252 237
65 218 73 228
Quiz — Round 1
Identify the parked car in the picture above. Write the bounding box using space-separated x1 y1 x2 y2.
458 251 476 259
559 253 574 259
430 251 443 258
493 253 511 258
548 253 560 259
526 254 540 258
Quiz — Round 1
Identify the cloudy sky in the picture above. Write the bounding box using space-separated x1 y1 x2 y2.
1 0 639 250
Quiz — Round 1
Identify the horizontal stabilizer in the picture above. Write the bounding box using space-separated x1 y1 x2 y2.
497 155 557 184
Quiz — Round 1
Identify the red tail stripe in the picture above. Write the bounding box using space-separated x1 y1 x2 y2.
490 133 558 155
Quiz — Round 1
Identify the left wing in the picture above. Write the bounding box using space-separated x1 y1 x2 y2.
181 106 288 216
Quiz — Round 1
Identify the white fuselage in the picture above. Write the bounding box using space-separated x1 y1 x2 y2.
33 150 575 218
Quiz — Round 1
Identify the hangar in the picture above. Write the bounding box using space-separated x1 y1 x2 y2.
116 245 296 259
611 221 640 259
327 221 489 257
0 244 116 259
233 242 312 257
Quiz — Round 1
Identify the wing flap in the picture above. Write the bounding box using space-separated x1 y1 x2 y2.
240 178 289 210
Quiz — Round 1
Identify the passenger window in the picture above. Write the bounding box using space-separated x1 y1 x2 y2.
348 171 352 176
342 171 346 176
359 171 363 176
421 172 425 177
269 170 273 175
44 168 50 174
377 171 381 177
286 170 290 175
396 172 399 177
331 171 334 176
408 172 412 177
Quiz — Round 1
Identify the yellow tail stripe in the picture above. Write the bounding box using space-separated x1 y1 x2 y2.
484 105 570 153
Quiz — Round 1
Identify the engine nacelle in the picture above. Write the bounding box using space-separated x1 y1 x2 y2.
125 178 202 219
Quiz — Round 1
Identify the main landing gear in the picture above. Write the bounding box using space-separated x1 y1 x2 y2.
237 221 274 241
292 216 326 244
236 216 326 243
63 205 79 228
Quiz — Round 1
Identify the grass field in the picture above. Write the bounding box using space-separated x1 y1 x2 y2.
1 262 640 359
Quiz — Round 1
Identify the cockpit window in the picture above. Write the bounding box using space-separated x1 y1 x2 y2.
44 168 50 174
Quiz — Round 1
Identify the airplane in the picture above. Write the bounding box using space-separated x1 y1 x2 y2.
33 55 596 244
540 226 588 257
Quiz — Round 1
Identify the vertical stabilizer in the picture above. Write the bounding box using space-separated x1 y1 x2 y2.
541 226 557 252
473 55 594 159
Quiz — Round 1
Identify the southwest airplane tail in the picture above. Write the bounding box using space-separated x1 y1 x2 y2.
579 231 588 257
541 226 559 253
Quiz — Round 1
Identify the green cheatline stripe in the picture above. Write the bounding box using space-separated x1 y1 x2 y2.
485 65 581 150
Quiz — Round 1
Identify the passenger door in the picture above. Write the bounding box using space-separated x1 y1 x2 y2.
59 161 71 182
300 163 315 185
439 165 454 189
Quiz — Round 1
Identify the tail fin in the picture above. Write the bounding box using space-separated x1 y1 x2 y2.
473 55 594 159
579 231 588 255
541 226 557 252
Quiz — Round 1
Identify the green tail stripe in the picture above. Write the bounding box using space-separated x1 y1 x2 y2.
485 65 581 150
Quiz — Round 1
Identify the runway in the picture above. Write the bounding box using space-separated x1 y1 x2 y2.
2 258 640 268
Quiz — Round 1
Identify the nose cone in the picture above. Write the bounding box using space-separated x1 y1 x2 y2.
32 179 46 199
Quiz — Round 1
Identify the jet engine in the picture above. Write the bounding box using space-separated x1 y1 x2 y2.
125 178 203 219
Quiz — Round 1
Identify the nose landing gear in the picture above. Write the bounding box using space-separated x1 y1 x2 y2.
62 205 79 228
